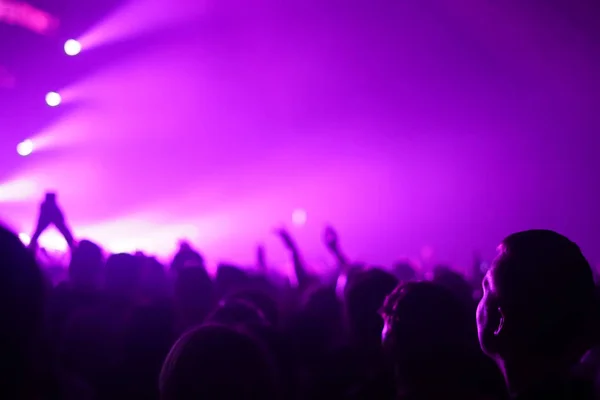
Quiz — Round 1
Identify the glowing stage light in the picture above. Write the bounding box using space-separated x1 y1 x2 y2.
18 233 31 246
17 139 34 156
45 91 61 106
38 231 69 252
64 39 81 56
292 209 307 226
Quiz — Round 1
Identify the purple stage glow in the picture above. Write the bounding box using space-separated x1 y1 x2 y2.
1 0 598 272
78 0 208 50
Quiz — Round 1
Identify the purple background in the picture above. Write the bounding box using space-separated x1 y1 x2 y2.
1 0 598 272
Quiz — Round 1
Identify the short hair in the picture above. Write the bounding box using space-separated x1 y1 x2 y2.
381 281 474 356
207 298 267 327
229 290 279 326
69 239 103 285
493 230 595 353
380 282 484 394
393 261 417 282
160 324 277 400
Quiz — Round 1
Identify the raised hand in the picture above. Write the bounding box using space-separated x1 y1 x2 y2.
275 227 296 252
274 227 313 289
323 225 349 269
323 225 339 252
50 199 65 227
256 244 267 271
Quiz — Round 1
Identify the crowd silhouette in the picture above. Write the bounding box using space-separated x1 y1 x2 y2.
0 193 598 399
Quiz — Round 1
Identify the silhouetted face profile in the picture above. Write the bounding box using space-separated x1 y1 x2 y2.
476 263 503 358
477 230 595 365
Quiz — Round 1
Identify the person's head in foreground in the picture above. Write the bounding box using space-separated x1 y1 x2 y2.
160 324 278 400
382 281 506 400
477 230 596 397
69 239 104 290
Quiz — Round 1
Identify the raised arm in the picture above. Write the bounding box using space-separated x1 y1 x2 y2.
275 227 313 290
256 244 267 273
323 225 349 273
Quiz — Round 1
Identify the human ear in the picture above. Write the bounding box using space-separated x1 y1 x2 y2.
494 307 505 336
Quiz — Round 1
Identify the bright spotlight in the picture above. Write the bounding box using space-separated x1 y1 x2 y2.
64 39 81 56
17 139 34 156
18 233 31 246
45 91 61 107
292 209 307 226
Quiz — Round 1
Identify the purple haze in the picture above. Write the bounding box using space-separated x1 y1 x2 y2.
1 0 598 273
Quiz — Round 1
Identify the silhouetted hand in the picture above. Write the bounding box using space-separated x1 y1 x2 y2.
323 225 339 252
275 227 312 289
323 225 349 269
256 244 267 271
50 200 66 229
275 228 296 252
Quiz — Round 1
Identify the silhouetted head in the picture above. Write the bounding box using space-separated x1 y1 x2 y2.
229 289 279 326
174 267 214 329
170 244 204 273
207 298 267 327
160 324 278 400
215 264 249 299
0 225 45 393
305 285 343 330
104 253 142 298
432 265 476 312
381 282 489 397
382 281 475 359
140 256 169 300
290 286 343 355
69 239 103 290
477 230 595 369
393 261 417 282
345 268 398 345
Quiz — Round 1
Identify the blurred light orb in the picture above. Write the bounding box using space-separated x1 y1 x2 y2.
64 39 81 56
292 209 307 226
17 139 34 156
45 91 61 107
18 233 31 246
